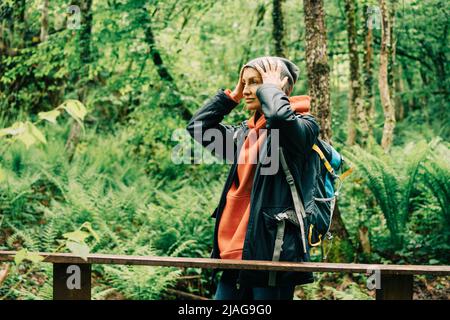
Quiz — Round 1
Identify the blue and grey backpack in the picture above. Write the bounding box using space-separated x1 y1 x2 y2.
269 140 352 285
279 140 352 252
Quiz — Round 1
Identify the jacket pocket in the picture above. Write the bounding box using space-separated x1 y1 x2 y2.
261 208 301 262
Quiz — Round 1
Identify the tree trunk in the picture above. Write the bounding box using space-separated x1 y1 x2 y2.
144 19 174 83
358 225 371 254
65 122 81 163
14 0 26 48
303 0 332 142
379 0 395 151
304 0 352 258
142 7 192 121
272 0 287 58
344 0 368 146
0 19 6 58
239 4 266 74
70 0 94 96
363 3 375 139
74 0 93 69
389 1 403 121
40 0 49 42
66 0 93 162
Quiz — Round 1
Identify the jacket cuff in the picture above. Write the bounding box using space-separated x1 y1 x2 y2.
224 88 241 103
214 89 239 114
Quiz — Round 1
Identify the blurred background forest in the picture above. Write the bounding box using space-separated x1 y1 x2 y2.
0 0 448 300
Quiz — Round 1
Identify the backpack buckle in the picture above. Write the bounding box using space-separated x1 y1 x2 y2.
275 212 289 221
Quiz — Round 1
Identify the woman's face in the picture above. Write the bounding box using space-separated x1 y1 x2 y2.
242 67 263 112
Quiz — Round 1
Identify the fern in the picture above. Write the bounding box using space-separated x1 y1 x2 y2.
422 155 450 229
102 263 182 300
344 141 431 249
40 219 59 252
6 222 40 251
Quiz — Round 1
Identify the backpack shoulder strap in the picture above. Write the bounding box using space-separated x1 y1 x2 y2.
312 144 335 175
279 147 307 254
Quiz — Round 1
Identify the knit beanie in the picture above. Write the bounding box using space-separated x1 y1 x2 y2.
243 56 300 95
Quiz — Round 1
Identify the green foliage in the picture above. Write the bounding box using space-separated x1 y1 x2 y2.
340 139 450 264
0 122 220 299
0 0 448 300
421 146 450 228
14 248 44 265
343 141 430 249
101 264 182 300
298 274 373 300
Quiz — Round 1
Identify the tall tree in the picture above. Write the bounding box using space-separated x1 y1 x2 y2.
15 0 26 48
40 0 49 42
303 0 352 255
239 3 266 73
272 0 287 57
344 0 368 146
75 0 94 74
388 0 402 120
141 6 192 121
303 0 332 141
379 0 396 151
362 3 375 136
66 0 94 162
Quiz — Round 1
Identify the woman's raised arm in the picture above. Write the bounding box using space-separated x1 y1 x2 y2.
186 89 241 163
256 83 320 157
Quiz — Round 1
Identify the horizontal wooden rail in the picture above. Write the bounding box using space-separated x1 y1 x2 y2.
1 251 449 300
1 251 449 275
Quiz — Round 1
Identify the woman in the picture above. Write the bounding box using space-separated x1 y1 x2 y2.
186 57 320 300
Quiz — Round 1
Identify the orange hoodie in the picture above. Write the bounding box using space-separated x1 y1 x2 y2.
218 93 311 260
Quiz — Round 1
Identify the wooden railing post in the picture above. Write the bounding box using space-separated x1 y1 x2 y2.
376 273 413 300
53 263 91 300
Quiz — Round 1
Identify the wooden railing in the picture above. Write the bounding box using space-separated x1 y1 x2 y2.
1 251 449 300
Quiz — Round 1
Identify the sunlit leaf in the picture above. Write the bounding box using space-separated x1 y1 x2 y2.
38 109 61 124
63 230 90 243
14 249 27 265
26 252 44 264
27 122 47 144
80 222 100 242
0 122 26 137
66 241 90 261
62 100 87 121
16 130 37 149
13 249 44 265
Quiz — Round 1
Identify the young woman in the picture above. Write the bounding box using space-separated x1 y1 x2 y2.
186 56 320 300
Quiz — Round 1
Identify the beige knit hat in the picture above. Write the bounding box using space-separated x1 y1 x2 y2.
243 56 300 95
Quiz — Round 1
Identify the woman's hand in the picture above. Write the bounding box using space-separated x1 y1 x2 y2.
230 66 245 102
254 58 288 91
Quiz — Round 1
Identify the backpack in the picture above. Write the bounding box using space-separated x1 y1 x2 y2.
267 141 352 286
279 140 353 253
